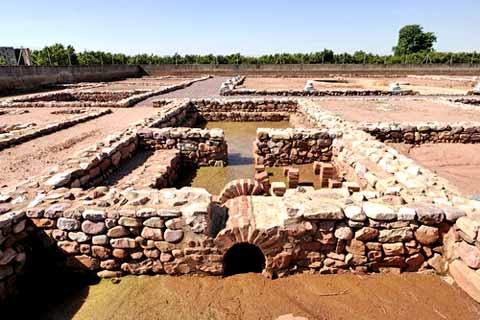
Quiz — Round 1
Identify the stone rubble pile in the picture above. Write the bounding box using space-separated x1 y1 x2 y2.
219 75 245 95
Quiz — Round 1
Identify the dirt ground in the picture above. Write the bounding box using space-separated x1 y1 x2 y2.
0 107 93 126
0 107 159 188
240 77 473 95
37 273 480 320
317 98 480 123
86 76 199 91
389 143 480 196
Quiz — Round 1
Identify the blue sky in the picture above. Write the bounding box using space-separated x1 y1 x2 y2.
1 0 479 55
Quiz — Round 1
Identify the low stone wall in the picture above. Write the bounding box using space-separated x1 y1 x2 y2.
0 211 29 301
358 122 480 144
1 76 211 109
138 127 228 167
0 109 112 151
254 128 335 166
217 188 462 276
44 129 139 189
153 98 298 122
451 98 480 106
448 216 480 302
147 100 196 128
201 111 289 122
223 89 418 97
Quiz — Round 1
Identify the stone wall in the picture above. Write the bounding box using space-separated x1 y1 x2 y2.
448 216 480 301
1 76 211 108
0 211 29 301
138 127 228 167
358 122 480 144
223 89 418 97
254 128 335 166
158 98 298 122
140 64 480 77
451 98 480 106
0 65 142 95
0 109 112 151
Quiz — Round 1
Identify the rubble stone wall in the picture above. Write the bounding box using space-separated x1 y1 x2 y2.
218 193 459 276
223 89 418 97
447 216 480 302
359 122 480 144
451 98 480 106
254 128 335 166
0 109 112 151
0 211 29 302
1 76 211 108
138 127 228 167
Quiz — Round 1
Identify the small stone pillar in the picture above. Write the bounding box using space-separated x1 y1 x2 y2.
319 163 335 188
287 168 299 188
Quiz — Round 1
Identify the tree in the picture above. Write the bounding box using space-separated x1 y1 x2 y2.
393 25 437 56
31 43 78 66
0 57 6 65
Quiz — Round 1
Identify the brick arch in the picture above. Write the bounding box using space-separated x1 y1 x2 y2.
214 196 289 274
218 179 264 204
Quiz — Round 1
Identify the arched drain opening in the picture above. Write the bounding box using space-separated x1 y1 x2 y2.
223 243 266 277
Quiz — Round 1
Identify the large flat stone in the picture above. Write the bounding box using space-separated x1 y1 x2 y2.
363 203 396 221
449 260 480 303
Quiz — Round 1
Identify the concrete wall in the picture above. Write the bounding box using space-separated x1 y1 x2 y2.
141 64 480 77
0 65 142 95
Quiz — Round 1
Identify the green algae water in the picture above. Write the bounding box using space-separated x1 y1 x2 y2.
181 121 290 194
176 121 322 195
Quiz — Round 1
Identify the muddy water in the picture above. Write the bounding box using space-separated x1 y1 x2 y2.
177 121 326 194
180 121 291 194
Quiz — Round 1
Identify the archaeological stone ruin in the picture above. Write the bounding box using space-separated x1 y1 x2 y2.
1 70 480 309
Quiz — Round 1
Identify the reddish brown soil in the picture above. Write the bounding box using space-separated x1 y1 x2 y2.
241 77 473 94
389 143 480 196
0 107 92 126
0 107 159 188
318 98 480 123
40 273 480 320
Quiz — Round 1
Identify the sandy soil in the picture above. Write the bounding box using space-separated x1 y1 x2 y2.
36 273 480 320
318 98 480 123
241 77 472 95
389 143 480 196
0 107 159 188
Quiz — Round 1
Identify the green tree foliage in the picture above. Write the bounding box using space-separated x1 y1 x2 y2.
393 25 437 56
29 43 479 66
0 57 6 65
31 43 77 66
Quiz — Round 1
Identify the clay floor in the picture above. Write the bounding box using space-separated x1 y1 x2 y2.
240 76 475 95
28 274 480 320
389 143 480 197
317 97 480 123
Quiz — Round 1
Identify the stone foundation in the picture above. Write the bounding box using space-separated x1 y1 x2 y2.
359 122 480 144
222 89 419 97
0 76 211 109
138 127 227 167
0 109 112 151
254 128 335 166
